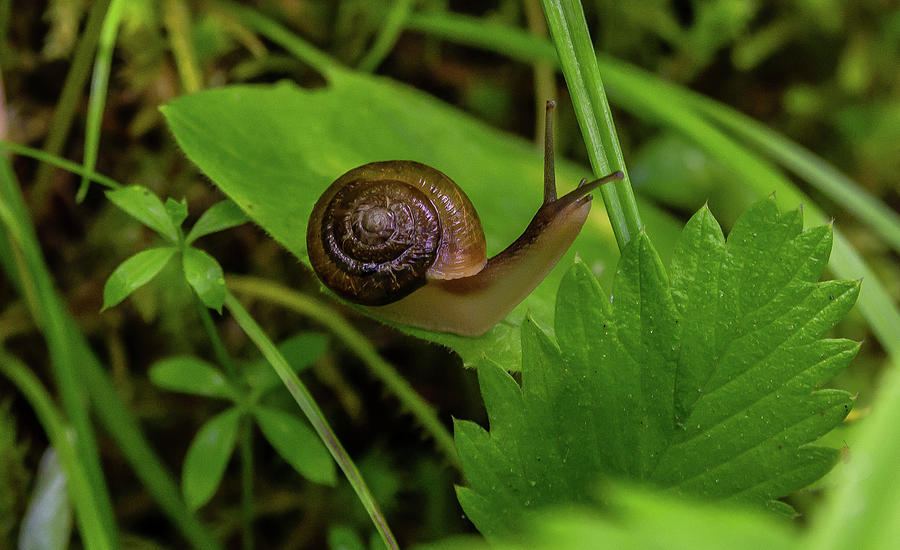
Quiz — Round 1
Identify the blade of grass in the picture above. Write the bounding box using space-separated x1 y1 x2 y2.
540 0 642 250
224 291 399 550
401 10 900 359
806 356 900 550
680 92 900 255
31 0 112 213
228 275 460 470
357 0 414 72
0 350 113 550
77 0 125 202
0 151 222 549
0 148 119 546
1 141 122 189
218 0 337 76
164 0 204 93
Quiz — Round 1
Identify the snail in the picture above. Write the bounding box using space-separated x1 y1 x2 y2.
307 101 623 337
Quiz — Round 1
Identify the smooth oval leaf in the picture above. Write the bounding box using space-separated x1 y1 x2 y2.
149 356 237 400
182 247 226 312
105 185 179 242
254 405 336 486
185 199 250 244
327 525 365 550
102 247 177 310
246 333 329 393
182 408 241 510
162 70 681 369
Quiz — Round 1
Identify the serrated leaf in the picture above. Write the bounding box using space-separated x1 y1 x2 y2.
105 185 179 242
182 247 226 312
148 356 237 400
185 199 249 244
254 406 336 485
161 71 682 370
165 197 189 227
182 408 240 510
102 247 177 310
456 200 859 537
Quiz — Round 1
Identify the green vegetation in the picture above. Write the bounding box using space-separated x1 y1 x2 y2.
0 1 897 549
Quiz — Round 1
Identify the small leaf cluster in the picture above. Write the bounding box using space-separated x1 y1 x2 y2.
456 200 860 538
102 185 249 312
150 334 337 510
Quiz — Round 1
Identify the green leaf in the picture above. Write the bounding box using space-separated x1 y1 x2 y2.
254 405 336 486
165 196 189 228
245 333 329 394
456 200 859 538
18 448 72 550
161 71 682 370
148 356 237 400
185 199 250 244
102 247 177 310
425 486 797 550
182 247 226 313
105 185 180 242
181 408 240 511
327 525 365 550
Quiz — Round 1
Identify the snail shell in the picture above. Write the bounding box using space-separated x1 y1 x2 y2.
305 101 624 336
307 161 487 306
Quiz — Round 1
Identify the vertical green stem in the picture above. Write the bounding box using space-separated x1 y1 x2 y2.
78 0 125 202
31 0 112 213
540 0 642 249
224 292 398 550
358 0 414 72
0 350 114 550
240 417 254 550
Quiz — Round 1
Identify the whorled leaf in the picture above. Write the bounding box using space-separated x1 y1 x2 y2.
456 199 859 538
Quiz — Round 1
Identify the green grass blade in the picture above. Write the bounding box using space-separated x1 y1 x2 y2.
224 291 399 550
218 0 337 76
806 356 900 550
357 0 414 72
77 0 125 202
163 0 203 93
0 153 222 550
31 0 112 212
228 275 460 470
681 93 900 255
540 0 642 250
1 141 122 189
0 350 113 550
0 148 119 546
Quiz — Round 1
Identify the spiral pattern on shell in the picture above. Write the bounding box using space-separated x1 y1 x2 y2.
307 161 488 306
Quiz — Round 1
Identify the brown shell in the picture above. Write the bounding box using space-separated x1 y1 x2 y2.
306 161 488 306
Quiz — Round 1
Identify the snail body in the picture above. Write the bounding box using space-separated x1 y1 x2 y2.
307 102 623 337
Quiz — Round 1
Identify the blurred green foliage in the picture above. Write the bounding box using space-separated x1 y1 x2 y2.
0 0 897 548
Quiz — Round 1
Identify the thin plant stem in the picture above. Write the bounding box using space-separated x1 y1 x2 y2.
524 0 557 143
357 0 414 72
193 293 236 377
540 0 642 250
224 291 399 550
164 0 204 93
78 0 125 202
1 141 123 189
228 275 461 470
31 0 112 213
240 416 255 550
0 350 114 550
